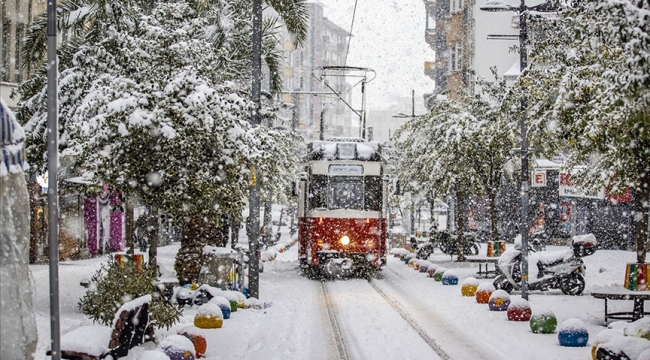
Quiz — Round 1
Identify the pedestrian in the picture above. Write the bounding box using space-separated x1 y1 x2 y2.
0 98 38 359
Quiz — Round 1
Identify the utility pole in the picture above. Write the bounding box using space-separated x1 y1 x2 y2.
46 0 61 357
518 0 531 301
248 0 262 299
478 0 557 301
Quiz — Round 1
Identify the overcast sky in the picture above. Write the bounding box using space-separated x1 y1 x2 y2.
320 0 436 111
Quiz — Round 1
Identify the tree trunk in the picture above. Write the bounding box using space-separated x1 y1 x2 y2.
148 206 158 268
125 195 135 255
28 181 40 264
635 158 649 263
456 191 466 262
174 216 222 285
263 197 272 244
489 190 499 242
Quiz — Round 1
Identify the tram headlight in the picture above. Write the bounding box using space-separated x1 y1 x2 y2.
340 235 350 246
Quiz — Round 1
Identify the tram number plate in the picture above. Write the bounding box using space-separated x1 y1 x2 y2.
329 164 363 175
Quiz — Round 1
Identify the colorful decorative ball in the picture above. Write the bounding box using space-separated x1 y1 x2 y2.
159 335 196 360
419 261 431 273
220 291 239 312
441 270 459 285
488 289 511 311
558 318 589 347
209 296 231 319
404 253 416 264
433 267 447 282
193 303 224 329
530 309 558 334
426 264 439 278
408 258 418 268
178 329 207 358
476 282 495 304
461 277 479 297
507 298 532 321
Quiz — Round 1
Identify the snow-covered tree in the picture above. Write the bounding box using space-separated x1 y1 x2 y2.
524 0 650 262
16 0 307 175
394 76 518 253
17 0 304 282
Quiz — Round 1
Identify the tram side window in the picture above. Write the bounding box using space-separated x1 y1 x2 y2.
309 175 328 209
364 176 382 211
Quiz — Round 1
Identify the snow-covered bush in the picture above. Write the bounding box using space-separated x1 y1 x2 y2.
78 255 182 329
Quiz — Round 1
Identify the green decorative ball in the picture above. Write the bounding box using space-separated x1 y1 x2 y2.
530 312 557 334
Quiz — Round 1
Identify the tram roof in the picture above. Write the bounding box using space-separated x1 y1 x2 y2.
304 140 382 162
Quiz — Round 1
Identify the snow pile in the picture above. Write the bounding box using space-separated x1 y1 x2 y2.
434 267 447 275
624 317 650 339
572 233 597 246
489 290 511 301
59 326 112 356
111 294 151 326
196 303 224 319
159 334 196 357
462 277 480 286
558 318 586 332
508 297 530 309
593 328 650 360
203 245 237 255
209 296 230 309
477 282 495 291
137 350 171 360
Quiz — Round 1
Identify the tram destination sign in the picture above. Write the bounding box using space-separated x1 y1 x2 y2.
329 164 364 175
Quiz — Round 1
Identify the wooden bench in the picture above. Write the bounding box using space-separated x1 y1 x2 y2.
48 295 153 359
465 257 500 278
591 289 650 324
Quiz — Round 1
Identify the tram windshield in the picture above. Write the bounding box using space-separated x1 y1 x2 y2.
329 177 364 210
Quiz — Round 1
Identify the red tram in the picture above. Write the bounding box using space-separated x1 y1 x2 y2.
297 139 388 276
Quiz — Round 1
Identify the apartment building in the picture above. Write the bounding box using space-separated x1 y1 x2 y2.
273 2 353 140
1 0 46 108
422 0 519 108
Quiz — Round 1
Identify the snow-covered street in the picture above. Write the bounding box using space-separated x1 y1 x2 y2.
29 235 645 360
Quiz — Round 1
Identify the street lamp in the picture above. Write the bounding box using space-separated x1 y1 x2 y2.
479 0 556 301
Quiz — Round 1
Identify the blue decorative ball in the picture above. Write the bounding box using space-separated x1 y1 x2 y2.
558 319 589 347
441 270 459 285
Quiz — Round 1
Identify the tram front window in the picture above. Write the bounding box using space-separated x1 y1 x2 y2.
329 177 364 210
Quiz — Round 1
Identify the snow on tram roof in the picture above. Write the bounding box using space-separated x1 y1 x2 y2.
305 139 382 161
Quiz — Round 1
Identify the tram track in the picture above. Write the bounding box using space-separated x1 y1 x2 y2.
321 276 446 360
367 278 452 360
320 281 352 360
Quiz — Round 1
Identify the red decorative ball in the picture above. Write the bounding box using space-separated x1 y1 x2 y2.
507 298 531 321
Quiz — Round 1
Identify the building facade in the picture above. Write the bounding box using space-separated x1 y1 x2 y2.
272 3 353 140
1 0 47 108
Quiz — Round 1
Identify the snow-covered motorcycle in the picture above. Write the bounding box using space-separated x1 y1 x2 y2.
493 233 598 295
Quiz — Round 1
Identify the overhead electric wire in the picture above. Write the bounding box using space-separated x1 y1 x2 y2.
344 0 359 66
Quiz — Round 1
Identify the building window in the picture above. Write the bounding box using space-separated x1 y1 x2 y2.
450 0 463 14
449 43 462 72
426 9 435 31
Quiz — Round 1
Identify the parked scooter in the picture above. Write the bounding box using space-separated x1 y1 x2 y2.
416 229 480 259
493 233 598 295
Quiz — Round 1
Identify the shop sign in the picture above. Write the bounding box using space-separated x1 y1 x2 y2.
531 170 547 187
559 172 605 199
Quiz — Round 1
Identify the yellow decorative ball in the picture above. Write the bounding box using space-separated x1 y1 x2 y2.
194 303 224 329
461 283 478 297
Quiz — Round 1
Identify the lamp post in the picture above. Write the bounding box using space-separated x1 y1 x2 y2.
479 0 555 300
248 0 262 299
